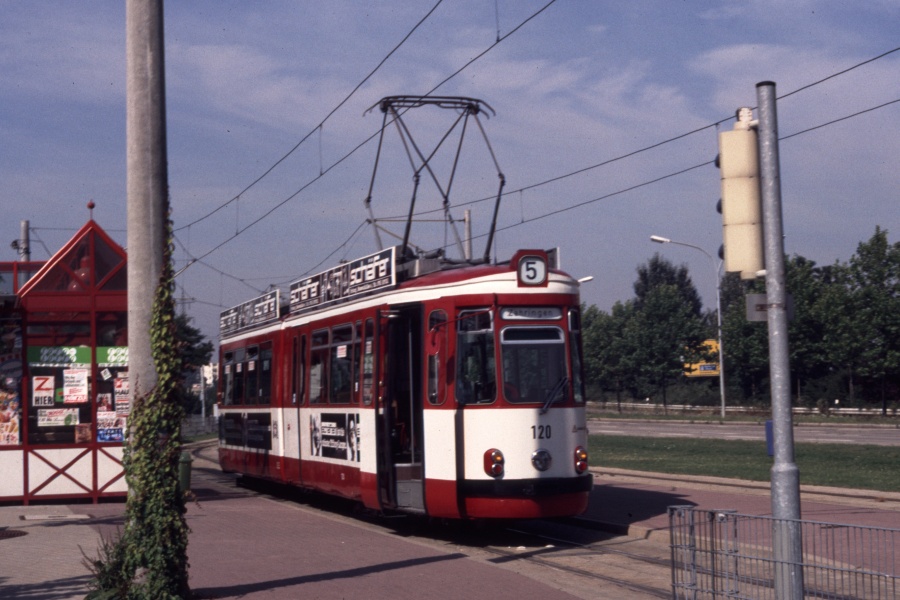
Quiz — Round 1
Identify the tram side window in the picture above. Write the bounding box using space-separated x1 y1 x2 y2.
309 329 329 404
352 322 362 403
259 342 273 405
362 319 375 405
330 325 353 404
292 335 306 405
245 346 259 405
569 309 586 404
223 352 235 405
428 310 447 405
455 310 496 404
232 348 246 405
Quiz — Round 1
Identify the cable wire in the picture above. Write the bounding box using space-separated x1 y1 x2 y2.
181 0 556 265
175 0 445 232
179 35 898 310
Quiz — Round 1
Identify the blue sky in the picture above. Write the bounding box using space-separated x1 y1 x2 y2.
2 1 898 344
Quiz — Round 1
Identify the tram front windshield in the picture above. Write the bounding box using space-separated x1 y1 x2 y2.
500 327 568 404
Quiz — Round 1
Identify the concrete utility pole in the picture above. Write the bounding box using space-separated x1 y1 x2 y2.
19 221 30 262
757 80 804 599
126 0 169 400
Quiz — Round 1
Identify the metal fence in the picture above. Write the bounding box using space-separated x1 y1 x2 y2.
669 506 899 599
182 415 218 437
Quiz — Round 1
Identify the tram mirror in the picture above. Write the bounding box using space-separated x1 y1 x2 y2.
427 310 448 355
427 326 445 354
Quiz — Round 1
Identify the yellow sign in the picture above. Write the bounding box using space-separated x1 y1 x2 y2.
685 339 720 377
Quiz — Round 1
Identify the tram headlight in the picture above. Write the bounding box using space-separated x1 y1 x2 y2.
531 449 552 472
574 446 589 474
484 449 505 477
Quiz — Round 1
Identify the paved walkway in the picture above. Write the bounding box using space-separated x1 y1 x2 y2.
584 466 900 542
1 442 898 599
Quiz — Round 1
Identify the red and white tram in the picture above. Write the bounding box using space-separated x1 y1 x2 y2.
217 246 592 519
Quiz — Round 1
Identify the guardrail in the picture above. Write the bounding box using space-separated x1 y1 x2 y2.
669 506 899 599
592 402 897 417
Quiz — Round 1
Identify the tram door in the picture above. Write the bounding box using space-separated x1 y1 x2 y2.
380 304 425 512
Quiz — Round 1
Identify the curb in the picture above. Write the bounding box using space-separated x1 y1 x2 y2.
588 417 900 430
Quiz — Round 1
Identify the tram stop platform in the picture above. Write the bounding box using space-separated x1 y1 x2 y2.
1 440 898 600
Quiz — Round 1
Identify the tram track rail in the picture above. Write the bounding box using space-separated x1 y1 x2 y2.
480 543 671 599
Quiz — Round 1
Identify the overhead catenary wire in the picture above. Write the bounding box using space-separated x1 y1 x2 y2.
190 92 900 310
779 97 900 141
173 233 265 294
175 0 446 233
383 45 900 222
177 1 557 267
197 88 899 308
423 94 900 256
180 36 898 311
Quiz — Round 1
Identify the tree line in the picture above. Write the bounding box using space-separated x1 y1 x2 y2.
582 227 900 414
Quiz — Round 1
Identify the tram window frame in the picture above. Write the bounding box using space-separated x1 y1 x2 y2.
232 347 246 405
245 346 259 405
352 322 362 404
455 309 496 405
568 309 586 404
427 309 448 405
309 329 329 404
330 324 354 404
292 334 306 405
362 319 375 406
259 342 273 405
500 326 567 405
223 351 235 405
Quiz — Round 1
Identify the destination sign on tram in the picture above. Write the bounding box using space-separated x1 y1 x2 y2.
501 307 562 320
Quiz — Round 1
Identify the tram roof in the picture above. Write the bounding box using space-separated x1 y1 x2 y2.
219 246 577 340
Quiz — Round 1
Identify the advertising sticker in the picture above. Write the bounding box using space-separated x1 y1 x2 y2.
0 394 20 445
32 375 56 406
0 421 19 445
97 411 126 442
114 377 130 415
63 369 89 404
38 408 79 427
309 412 360 462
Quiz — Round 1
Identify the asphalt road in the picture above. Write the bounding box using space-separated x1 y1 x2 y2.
588 418 900 446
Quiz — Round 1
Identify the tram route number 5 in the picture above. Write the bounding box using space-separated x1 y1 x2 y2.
532 424 551 440
517 255 547 287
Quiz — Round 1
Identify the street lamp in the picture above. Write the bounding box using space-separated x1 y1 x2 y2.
651 235 726 419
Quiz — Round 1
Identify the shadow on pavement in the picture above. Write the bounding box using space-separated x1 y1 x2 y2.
583 481 697 534
191 553 467 599
0 574 92 600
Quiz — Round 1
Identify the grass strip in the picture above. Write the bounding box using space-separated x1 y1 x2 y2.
589 434 900 493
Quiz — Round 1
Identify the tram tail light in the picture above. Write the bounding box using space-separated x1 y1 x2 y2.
484 449 505 477
574 446 589 474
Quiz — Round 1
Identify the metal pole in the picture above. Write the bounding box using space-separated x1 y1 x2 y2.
126 0 168 400
200 365 206 420
757 80 803 599
650 236 726 418
713 262 725 419
464 209 472 261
